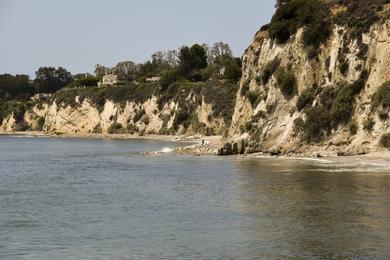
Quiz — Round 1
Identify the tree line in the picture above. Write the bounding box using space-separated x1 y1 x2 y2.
0 42 241 103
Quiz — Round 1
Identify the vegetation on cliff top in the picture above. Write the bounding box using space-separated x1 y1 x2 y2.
269 0 332 51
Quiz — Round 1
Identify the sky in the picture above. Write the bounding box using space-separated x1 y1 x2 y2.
0 0 275 78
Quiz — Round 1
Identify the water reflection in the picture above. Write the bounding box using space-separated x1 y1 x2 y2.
233 158 390 258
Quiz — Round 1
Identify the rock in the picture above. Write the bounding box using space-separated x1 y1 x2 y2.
269 149 281 156
239 139 246 154
232 142 239 154
223 142 232 155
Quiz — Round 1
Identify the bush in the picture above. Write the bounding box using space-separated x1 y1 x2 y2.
126 124 138 135
92 123 102 133
36 117 45 131
275 67 297 98
173 109 189 129
159 69 180 91
107 123 125 134
380 133 390 148
348 120 358 135
240 80 250 97
293 117 305 134
296 85 316 111
302 19 332 50
247 91 260 107
303 105 330 142
372 81 390 110
378 110 389 121
260 57 280 85
333 0 386 39
78 75 101 87
133 109 145 124
140 114 150 125
268 0 331 46
339 60 349 75
330 71 368 127
330 85 355 127
363 118 375 132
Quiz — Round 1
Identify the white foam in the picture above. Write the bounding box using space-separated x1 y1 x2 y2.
160 147 174 153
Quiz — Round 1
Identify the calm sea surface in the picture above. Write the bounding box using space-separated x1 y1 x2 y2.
1 135 390 259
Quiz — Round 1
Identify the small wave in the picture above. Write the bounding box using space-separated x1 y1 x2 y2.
146 147 174 155
161 147 174 153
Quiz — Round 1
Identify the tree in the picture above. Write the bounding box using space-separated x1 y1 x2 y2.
165 49 179 66
223 57 242 82
275 0 291 7
178 46 192 77
114 61 138 82
94 64 111 77
209 42 233 64
34 67 73 93
0 74 33 100
178 44 208 78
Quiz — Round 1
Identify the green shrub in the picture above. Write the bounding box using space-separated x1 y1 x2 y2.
126 123 138 134
240 80 250 97
247 91 260 107
372 81 390 110
107 123 125 134
378 110 389 121
92 123 102 133
15 121 29 132
329 85 355 127
333 0 386 39
303 105 330 142
159 69 180 91
293 117 305 134
330 71 368 127
296 86 316 111
77 75 101 87
275 67 297 98
133 109 145 124
36 117 45 131
260 57 280 85
348 120 358 135
380 133 390 148
339 60 349 75
173 109 189 129
363 118 375 132
140 114 150 125
268 0 331 46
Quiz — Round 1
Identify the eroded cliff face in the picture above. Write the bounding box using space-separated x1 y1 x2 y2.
1 90 231 137
226 17 390 156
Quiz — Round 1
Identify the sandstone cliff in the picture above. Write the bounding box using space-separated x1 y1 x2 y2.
224 1 390 156
1 81 236 137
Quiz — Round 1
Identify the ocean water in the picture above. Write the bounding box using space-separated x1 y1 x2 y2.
1 135 390 259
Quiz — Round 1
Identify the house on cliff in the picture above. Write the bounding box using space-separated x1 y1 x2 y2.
98 74 119 87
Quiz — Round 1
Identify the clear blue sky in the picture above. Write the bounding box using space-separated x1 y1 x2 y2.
0 0 275 78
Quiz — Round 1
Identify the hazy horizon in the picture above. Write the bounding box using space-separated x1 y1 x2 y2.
0 0 275 78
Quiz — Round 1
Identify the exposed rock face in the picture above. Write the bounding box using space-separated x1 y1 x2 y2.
225 18 390 156
1 93 230 136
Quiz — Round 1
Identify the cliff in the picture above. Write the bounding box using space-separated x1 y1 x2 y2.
223 0 390 156
1 80 237 137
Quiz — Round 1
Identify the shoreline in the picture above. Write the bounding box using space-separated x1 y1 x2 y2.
1 131 390 161
0 130 221 145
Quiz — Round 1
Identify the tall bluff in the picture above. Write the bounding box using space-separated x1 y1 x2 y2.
1 81 236 137
226 19 390 156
